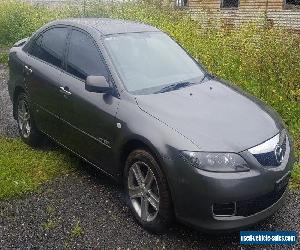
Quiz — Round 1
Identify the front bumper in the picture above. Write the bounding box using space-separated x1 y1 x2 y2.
178 183 288 231
164 135 294 231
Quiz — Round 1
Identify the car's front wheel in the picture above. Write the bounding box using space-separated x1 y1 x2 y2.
124 149 173 233
16 92 44 147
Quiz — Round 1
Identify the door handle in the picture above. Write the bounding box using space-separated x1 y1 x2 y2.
24 65 33 75
59 86 72 96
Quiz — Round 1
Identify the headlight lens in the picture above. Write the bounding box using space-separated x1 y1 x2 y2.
181 151 249 172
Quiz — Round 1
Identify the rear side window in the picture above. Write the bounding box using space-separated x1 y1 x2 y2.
29 27 68 68
66 29 108 80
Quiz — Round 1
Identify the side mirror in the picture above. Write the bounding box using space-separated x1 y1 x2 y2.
85 76 112 94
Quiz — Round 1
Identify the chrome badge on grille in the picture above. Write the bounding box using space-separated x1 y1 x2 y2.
274 144 284 164
274 130 287 165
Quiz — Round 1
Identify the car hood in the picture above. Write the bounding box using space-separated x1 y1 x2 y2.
136 79 283 152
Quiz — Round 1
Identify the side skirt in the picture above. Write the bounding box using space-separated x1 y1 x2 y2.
40 129 120 183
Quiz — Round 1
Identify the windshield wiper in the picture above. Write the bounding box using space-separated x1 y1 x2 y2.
154 81 195 94
154 72 211 94
199 72 211 83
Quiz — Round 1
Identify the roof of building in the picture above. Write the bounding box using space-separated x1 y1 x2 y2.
55 18 159 35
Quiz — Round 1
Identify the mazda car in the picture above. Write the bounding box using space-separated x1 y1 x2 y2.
8 18 294 233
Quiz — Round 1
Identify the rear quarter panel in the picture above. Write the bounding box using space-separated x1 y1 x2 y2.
8 46 27 101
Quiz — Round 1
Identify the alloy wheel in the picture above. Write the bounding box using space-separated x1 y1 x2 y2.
128 161 160 222
17 98 31 138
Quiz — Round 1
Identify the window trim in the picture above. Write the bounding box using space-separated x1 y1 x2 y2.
64 28 110 82
102 31 207 95
25 25 71 71
284 0 300 9
25 24 120 97
63 27 119 97
174 0 189 8
220 0 240 9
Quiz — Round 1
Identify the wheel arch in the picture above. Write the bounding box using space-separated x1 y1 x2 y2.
118 136 176 212
119 137 163 177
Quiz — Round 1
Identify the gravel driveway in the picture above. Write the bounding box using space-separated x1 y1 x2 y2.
0 64 18 137
0 64 299 249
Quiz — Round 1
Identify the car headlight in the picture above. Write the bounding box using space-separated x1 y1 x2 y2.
181 151 249 172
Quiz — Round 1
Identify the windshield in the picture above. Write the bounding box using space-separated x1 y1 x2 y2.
104 32 205 94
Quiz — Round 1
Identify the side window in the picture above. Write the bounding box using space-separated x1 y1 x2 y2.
286 0 300 8
66 30 108 81
175 0 188 7
221 0 239 8
29 27 68 68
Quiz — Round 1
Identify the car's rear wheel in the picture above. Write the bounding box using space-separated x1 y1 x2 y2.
124 149 173 233
16 93 44 147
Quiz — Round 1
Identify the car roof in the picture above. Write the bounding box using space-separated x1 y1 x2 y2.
51 18 160 35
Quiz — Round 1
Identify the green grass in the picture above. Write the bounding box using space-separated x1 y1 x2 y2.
42 218 58 230
0 137 78 199
70 220 84 237
0 50 8 64
291 163 300 190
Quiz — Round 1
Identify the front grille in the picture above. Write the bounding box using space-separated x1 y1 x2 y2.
236 184 287 217
253 136 287 168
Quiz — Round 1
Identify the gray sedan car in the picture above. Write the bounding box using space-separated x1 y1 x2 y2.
8 18 294 233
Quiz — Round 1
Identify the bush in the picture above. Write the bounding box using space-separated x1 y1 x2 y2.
0 1 299 187
0 0 77 46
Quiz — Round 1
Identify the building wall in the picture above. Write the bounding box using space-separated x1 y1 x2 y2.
186 0 300 30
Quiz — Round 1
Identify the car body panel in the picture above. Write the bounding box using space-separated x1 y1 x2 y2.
58 70 121 175
136 79 283 153
24 54 66 139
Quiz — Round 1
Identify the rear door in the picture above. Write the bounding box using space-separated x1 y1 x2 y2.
58 29 120 174
25 26 70 139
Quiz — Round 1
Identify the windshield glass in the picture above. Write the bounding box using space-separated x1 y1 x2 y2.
104 32 205 94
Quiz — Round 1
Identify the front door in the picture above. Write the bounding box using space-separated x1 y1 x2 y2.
58 29 120 174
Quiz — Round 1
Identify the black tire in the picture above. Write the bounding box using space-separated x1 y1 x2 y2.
124 149 173 233
16 92 44 147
